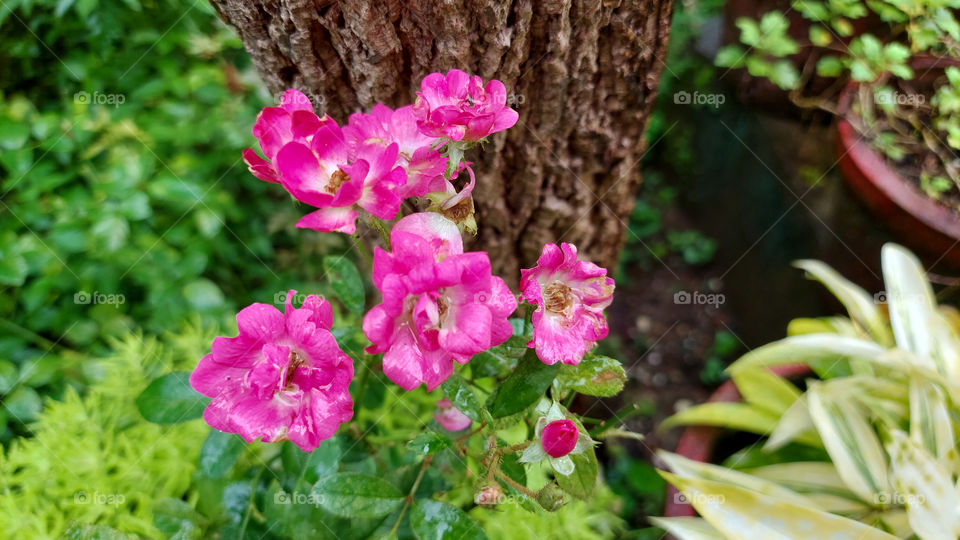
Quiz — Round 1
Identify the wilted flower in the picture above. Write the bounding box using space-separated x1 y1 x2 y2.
434 398 472 431
413 69 519 142
518 401 593 476
190 290 354 452
363 212 517 390
343 104 450 198
520 243 615 365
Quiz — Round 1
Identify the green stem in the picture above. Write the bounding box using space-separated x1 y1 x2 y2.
352 233 373 267
0 319 80 357
494 469 538 499
389 455 433 537
589 401 650 438
238 467 265 539
369 216 391 249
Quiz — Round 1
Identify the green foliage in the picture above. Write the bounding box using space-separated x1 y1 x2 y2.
0 0 351 437
717 0 960 194
0 326 212 538
656 244 960 539
716 13 800 90
932 66 960 149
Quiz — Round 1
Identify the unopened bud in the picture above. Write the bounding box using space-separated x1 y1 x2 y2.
473 480 504 505
535 482 566 512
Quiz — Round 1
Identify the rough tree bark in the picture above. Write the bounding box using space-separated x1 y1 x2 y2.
211 0 674 281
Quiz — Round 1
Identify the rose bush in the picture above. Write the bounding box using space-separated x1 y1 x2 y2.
138 69 632 538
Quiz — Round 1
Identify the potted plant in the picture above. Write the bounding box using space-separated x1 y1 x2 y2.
717 3 960 263
653 243 960 538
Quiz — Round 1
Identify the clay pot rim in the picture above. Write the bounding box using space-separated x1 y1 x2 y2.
835 56 960 241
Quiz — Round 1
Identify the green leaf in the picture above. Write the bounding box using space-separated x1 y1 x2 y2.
199 430 245 478
264 480 341 540
816 56 845 77
410 499 487 540
440 373 483 421
182 279 225 311
661 402 779 434
730 368 801 416
323 256 365 314
312 473 404 518
485 350 559 418
471 335 526 378
556 450 598 500
0 120 29 150
809 25 832 46
62 523 137 540
554 354 626 397
5 386 42 422
153 498 206 538
408 431 453 455
135 372 208 424
0 248 28 286
281 437 342 486
715 46 746 68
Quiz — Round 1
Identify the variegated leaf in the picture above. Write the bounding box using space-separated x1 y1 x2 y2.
807 382 889 502
730 368 801 417
794 259 893 346
659 451 816 508
661 471 898 540
886 430 960 540
881 243 960 378
649 517 725 540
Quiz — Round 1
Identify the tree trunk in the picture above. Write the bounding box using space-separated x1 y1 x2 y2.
211 0 674 281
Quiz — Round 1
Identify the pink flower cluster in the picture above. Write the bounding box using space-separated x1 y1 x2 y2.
190 291 354 452
194 70 620 452
363 213 517 391
242 70 518 234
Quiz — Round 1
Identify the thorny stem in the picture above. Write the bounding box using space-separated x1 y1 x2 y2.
494 469 538 499
389 455 433 537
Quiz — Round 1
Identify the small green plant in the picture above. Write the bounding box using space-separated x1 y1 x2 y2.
655 244 960 539
717 0 960 200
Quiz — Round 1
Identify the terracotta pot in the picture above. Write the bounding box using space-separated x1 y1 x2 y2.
663 363 812 518
836 56 960 266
